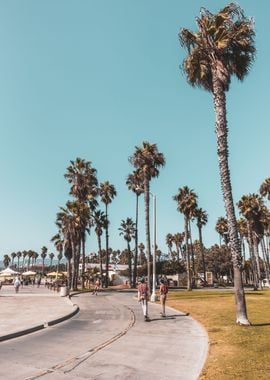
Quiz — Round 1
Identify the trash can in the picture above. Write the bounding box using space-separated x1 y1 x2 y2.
60 286 69 297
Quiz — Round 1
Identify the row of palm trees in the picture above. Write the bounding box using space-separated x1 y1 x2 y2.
2 247 59 273
51 158 117 291
165 177 270 292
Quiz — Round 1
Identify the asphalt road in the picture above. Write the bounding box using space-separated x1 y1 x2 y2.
0 291 208 380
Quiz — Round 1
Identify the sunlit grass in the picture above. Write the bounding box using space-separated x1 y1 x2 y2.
167 290 270 379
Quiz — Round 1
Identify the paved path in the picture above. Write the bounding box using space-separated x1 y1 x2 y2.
0 285 77 340
0 286 208 379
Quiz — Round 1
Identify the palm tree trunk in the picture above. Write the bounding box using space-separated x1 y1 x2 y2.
260 237 270 283
133 194 139 288
144 177 151 290
198 226 206 283
247 225 259 290
189 220 195 287
82 233 86 289
253 236 262 289
212 71 250 325
105 204 109 288
127 241 132 287
98 234 103 278
185 217 191 291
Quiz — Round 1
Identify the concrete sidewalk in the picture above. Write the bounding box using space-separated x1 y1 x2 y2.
0 286 209 379
0 284 78 341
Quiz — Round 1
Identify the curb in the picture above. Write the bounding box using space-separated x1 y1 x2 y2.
0 324 45 342
0 297 80 343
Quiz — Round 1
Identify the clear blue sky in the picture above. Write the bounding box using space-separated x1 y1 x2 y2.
0 0 269 259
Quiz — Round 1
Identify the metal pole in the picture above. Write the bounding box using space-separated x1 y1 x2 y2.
151 194 157 302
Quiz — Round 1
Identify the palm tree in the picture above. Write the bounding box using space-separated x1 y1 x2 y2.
41 246 48 274
119 217 136 286
215 217 229 246
129 141 165 288
259 178 270 200
11 252 16 268
179 2 255 325
22 250 28 270
99 181 117 287
16 251 22 270
173 232 185 286
93 210 107 278
49 253 55 269
64 158 99 286
173 186 198 290
3 254 11 268
237 194 264 290
51 233 64 273
126 169 144 287
194 208 208 283
166 233 174 255
138 242 146 266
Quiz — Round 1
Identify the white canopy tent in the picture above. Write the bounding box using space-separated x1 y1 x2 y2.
0 267 19 277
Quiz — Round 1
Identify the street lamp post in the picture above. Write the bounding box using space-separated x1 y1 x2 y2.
150 193 157 302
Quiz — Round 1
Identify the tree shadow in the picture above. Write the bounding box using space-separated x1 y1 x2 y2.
251 322 270 327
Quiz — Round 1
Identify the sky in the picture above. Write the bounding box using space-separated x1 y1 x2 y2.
0 0 269 260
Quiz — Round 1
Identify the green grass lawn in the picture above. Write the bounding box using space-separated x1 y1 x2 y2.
167 290 270 380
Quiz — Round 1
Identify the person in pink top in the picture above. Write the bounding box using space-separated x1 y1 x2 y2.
137 277 150 322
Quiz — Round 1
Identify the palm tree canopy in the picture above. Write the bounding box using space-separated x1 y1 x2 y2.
64 157 98 202
237 193 264 221
173 186 198 219
259 177 270 200
119 217 136 243
93 210 108 237
179 3 256 92
194 208 208 228
126 169 144 195
99 181 117 205
215 216 229 235
129 141 165 180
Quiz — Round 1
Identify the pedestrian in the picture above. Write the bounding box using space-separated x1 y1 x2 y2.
92 277 101 295
138 277 150 322
14 277 21 293
159 278 169 317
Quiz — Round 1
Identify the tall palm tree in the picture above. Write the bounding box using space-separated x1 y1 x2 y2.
166 233 174 255
27 251 33 270
99 181 117 287
22 250 28 270
49 253 55 269
173 186 198 290
3 254 11 268
129 141 165 288
194 208 208 282
126 169 144 287
51 233 64 273
179 2 255 325
119 217 136 287
173 232 185 286
93 210 107 278
16 251 22 270
11 252 16 268
41 246 48 274
64 158 98 288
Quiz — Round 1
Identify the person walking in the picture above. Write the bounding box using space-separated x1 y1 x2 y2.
14 277 21 293
92 277 101 295
138 277 150 322
159 278 169 317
